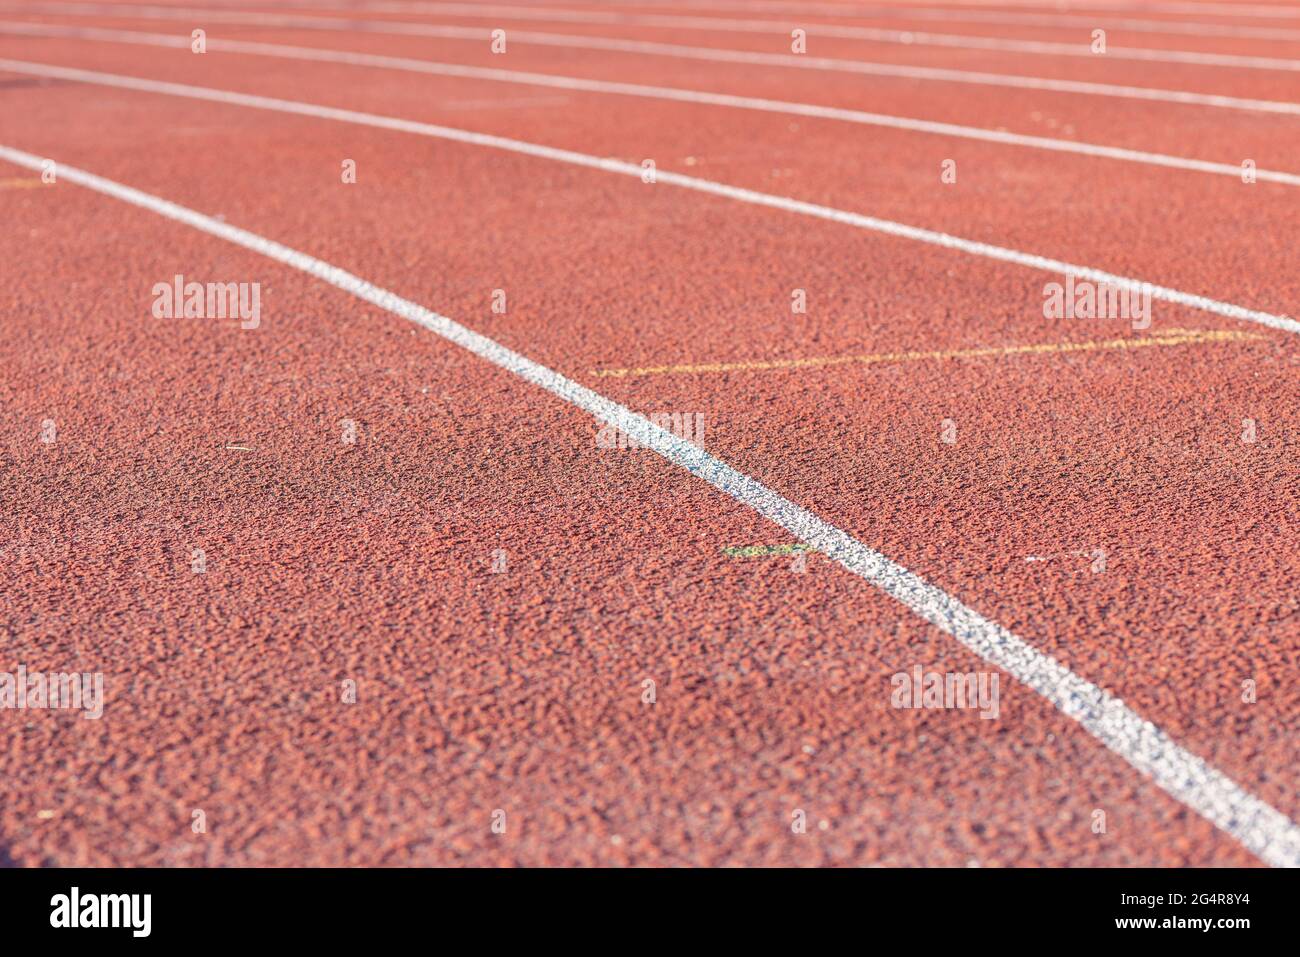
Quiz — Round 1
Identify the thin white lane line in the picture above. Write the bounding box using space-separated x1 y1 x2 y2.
863 0 1300 13
783 0 1300 13
9 22 1297 187
21 0 1300 43
498 0 1300 41
305 0 1300 43
4 142 1295 866
7 3 1300 112
21 0 1300 21
16 0 1300 71
2 57 1295 336
345 1 1300 73
2 56 1295 335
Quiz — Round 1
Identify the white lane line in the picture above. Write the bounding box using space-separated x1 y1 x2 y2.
624 0 1300 15
8 4 1300 113
344 2 1300 73
22 0 1300 20
475 0 1300 41
4 142 1295 867
3 57 1296 336
9 22 1297 187
18 0 1300 72
824 0 1300 11
25 0 1300 43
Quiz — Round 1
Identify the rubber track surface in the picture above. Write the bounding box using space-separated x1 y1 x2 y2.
0 0 1296 866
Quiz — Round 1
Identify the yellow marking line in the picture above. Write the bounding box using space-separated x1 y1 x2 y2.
721 543 813 558
0 177 47 189
593 327 1264 378
224 444 253 451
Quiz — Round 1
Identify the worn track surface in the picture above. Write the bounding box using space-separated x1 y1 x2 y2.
0 0 1297 867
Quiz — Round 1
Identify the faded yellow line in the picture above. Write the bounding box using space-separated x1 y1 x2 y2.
0 177 47 190
592 327 1264 379
721 543 813 558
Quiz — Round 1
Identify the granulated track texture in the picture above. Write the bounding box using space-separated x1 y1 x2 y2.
0 0 1297 867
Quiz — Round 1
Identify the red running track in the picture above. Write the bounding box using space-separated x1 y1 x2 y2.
0 0 1297 866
